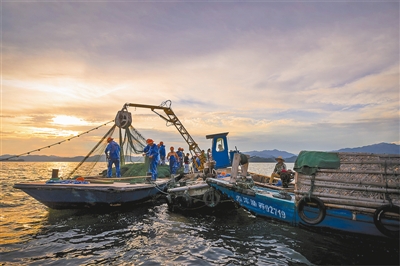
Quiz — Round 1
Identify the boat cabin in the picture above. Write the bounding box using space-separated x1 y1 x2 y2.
206 132 238 169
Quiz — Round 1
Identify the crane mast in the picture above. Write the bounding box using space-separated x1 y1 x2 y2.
122 101 206 169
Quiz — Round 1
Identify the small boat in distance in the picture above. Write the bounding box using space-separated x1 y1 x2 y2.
207 151 400 239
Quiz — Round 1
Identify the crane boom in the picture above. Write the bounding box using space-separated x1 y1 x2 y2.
122 101 206 169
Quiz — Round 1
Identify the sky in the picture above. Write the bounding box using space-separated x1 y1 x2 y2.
1 0 399 158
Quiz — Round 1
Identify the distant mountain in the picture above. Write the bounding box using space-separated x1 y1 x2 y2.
243 143 399 163
334 142 399 154
243 149 297 163
246 156 276 163
244 149 296 159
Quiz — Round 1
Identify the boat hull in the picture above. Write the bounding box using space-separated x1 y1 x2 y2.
207 178 298 225
165 176 235 211
14 180 169 210
207 178 398 239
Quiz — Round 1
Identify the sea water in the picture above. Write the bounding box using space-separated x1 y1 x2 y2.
0 162 399 265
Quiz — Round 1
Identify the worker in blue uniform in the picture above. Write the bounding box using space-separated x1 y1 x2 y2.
159 141 166 165
105 137 121 178
167 147 179 175
143 139 159 181
176 148 183 168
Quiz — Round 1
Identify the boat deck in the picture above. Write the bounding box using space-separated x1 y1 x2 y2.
14 178 170 191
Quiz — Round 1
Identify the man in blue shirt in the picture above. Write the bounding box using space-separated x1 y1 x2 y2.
143 139 159 181
159 141 166 165
167 147 179 175
105 137 121 178
176 148 183 168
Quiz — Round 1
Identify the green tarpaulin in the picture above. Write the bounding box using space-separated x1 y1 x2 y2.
294 151 340 175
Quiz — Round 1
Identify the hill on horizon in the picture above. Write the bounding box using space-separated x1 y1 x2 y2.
244 142 399 159
334 142 399 154
244 149 296 159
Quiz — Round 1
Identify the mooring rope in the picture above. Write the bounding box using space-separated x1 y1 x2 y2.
0 120 115 161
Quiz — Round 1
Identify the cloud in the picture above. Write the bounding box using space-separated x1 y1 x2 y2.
1 1 398 156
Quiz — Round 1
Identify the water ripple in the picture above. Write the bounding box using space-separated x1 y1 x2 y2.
0 162 398 265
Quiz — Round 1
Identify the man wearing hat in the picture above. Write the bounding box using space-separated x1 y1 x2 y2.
143 139 159 181
105 137 121 178
269 156 287 184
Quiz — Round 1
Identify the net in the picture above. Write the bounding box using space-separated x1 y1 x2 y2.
67 124 149 178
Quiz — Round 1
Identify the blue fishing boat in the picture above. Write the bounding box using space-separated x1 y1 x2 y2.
11 102 177 210
207 151 400 239
14 175 170 210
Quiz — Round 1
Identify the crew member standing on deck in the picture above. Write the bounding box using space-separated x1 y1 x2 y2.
143 139 159 181
269 156 287 184
176 148 183 168
184 153 190 174
167 147 179 175
159 141 166 165
105 137 121 178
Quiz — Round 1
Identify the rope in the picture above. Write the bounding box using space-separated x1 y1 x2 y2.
0 120 115 161
308 174 316 199
67 124 117 179
149 181 169 195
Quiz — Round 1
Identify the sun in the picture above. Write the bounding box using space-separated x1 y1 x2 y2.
52 115 88 126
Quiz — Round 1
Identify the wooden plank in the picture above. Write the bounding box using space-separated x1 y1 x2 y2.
324 203 376 214
317 197 390 209
294 190 394 204
317 169 400 175
249 172 278 183
298 180 400 194
230 153 240 180
299 175 400 188
337 152 400 158
340 160 400 165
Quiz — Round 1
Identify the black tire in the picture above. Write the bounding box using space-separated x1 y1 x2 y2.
373 204 400 238
203 189 221 208
298 196 326 225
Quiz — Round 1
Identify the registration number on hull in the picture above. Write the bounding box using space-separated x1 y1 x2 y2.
235 195 287 219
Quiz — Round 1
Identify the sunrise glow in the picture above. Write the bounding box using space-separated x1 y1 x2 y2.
29 127 80 137
52 115 88 126
1 1 398 157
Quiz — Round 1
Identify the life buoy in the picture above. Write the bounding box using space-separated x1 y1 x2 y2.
373 204 400 238
203 189 221 208
297 196 326 225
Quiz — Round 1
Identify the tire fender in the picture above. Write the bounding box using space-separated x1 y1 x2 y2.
373 204 400 238
297 196 326 225
203 189 221 208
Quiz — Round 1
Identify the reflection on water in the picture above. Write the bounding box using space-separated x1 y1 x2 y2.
0 162 398 265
